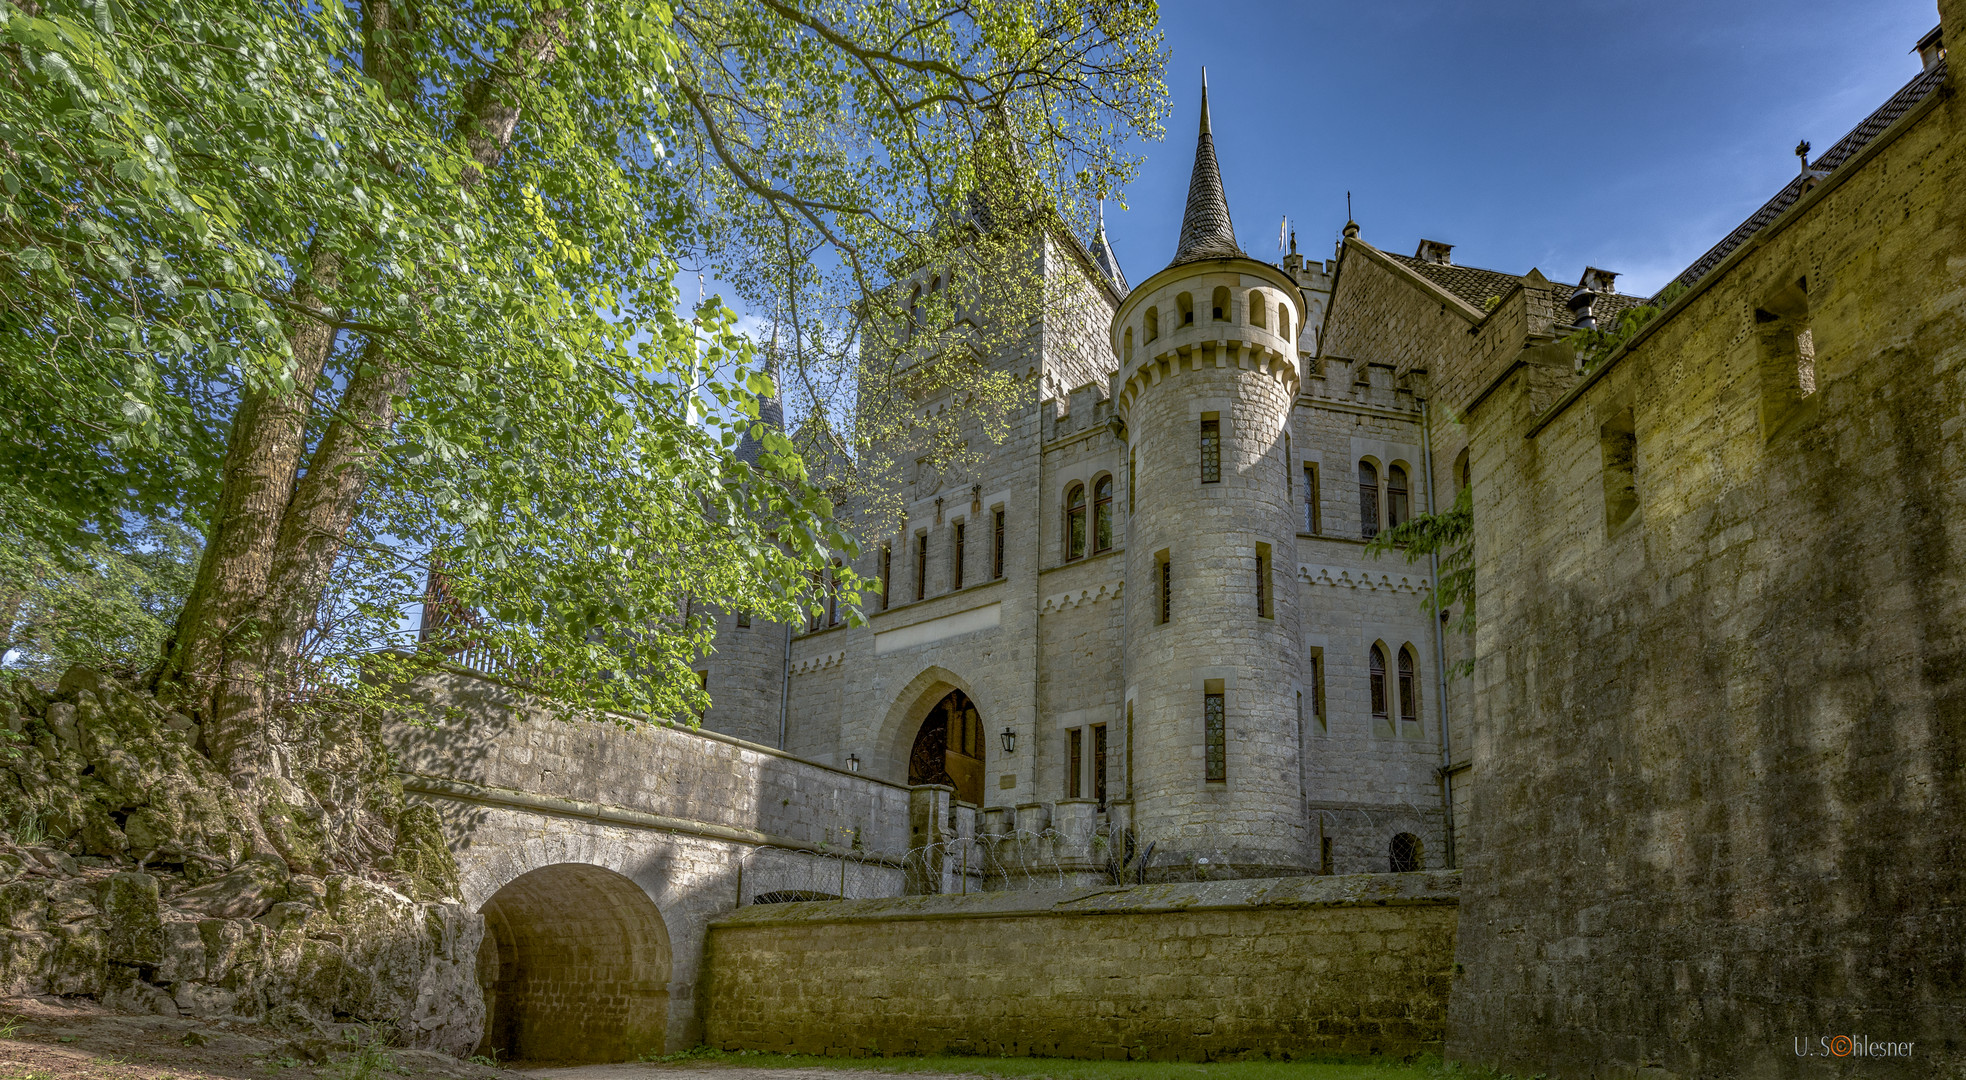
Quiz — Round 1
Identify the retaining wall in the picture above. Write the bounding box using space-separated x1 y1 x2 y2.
702 872 1459 1060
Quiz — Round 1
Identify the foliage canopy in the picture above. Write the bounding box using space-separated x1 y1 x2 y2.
0 0 1167 729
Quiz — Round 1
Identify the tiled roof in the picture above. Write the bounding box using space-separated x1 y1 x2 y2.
1385 252 1651 327
1661 57 1947 298
1170 79 1245 267
1385 256 1522 310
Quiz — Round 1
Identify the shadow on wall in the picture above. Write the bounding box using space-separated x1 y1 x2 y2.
476 862 673 1063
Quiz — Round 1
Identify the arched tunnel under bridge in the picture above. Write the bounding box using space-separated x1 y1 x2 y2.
475 863 672 1063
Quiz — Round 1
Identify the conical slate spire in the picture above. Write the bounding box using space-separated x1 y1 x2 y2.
736 331 785 465
1169 71 1243 267
1092 201 1130 295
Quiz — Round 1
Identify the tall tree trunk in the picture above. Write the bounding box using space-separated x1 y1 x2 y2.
151 251 341 747
209 341 406 777
152 1 567 784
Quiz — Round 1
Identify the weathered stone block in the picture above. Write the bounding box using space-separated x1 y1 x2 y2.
101 871 163 964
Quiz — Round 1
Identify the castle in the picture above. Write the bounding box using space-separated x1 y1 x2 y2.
389 10 1962 1074
686 74 1650 883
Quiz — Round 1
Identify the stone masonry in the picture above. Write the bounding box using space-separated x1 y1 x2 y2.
702 873 1460 1061
1440 9 1966 1078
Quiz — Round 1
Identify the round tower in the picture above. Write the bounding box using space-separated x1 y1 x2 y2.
1114 76 1308 877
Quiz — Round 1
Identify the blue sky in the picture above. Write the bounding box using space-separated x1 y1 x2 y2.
1103 0 1942 297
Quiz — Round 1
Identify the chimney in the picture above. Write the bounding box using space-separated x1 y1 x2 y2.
1414 239 1454 266
1579 267 1619 296
1566 269 1606 331
1916 24 1945 72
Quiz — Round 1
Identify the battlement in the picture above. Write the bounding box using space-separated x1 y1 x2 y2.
1042 380 1117 442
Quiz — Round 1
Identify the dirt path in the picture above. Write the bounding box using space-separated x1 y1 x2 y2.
0 996 519 1080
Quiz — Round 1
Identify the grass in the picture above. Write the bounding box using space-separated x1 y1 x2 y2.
633 1048 1538 1080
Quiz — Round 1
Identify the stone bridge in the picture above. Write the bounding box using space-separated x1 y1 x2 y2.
384 669 914 1062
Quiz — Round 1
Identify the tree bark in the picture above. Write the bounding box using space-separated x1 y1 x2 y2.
207 340 406 776
150 249 341 737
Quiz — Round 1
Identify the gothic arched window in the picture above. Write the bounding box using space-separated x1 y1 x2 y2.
1358 460 1381 539
1388 464 1410 531
1369 644 1389 720
1065 483 1087 561
1398 645 1418 723
1093 476 1114 553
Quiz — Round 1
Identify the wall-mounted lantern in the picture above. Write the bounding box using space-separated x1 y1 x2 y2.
1000 727 1016 754
845 754 861 773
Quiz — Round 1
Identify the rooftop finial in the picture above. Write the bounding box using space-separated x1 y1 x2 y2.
1168 72 1243 267
1200 68 1211 137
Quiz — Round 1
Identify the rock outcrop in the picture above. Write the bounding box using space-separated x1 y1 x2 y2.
0 669 484 1055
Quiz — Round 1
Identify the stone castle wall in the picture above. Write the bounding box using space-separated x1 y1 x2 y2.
701 873 1460 1060
698 608 788 747
1446 30 1966 1080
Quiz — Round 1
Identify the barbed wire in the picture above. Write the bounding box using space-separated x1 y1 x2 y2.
736 813 1404 905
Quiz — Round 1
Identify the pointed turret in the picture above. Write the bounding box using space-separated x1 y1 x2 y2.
736 332 785 465
1169 72 1243 267
1092 202 1130 295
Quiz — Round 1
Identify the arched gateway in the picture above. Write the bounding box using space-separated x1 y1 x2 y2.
475 863 672 1063
908 689 986 805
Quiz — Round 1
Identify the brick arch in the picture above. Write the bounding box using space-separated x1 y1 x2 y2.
873 666 984 785
476 862 672 1063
